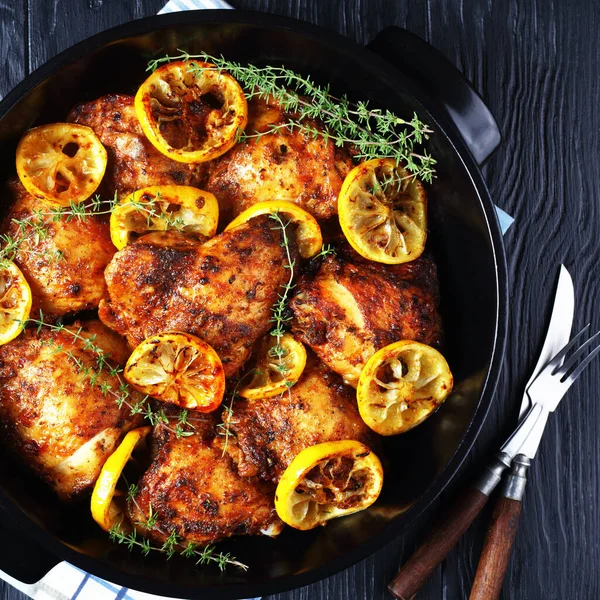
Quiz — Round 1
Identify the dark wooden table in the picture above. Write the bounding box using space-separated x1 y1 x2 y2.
1 1 598 599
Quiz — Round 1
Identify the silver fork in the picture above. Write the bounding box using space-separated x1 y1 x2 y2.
528 324 600 402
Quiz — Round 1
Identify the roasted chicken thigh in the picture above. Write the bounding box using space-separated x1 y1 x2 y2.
291 254 442 386
3 180 115 318
128 416 282 546
68 94 207 198
223 354 377 482
0 321 141 500
100 215 298 376
206 97 353 222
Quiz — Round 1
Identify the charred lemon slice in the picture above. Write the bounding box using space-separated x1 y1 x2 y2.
239 333 307 400
225 200 323 258
124 332 225 412
275 440 383 530
357 340 453 435
135 60 247 163
16 123 107 206
338 158 427 264
110 185 219 249
0 261 31 345
91 426 151 532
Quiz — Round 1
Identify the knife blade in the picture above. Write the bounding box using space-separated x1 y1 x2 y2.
500 265 574 459
519 264 574 419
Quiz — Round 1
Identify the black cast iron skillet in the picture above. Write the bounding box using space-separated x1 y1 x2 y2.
0 11 507 599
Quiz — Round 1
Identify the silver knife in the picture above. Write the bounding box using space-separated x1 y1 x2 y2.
522 264 575 417
494 264 574 468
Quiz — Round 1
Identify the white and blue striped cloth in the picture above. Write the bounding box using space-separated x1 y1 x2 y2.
0 1 514 599
158 0 232 13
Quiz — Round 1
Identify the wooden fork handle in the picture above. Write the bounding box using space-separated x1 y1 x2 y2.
469 455 531 600
388 453 512 599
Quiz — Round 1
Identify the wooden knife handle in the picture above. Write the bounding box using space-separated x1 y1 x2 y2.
388 487 489 599
469 497 522 600
388 453 511 600
469 455 531 600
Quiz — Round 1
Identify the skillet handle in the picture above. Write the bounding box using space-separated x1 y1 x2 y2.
0 506 60 584
367 27 501 166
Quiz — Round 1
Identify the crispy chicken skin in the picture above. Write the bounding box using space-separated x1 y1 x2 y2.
100 215 297 376
67 94 207 198
205 97 353 223
291 254 442 387
223 354 377 482
0 321 141 501
128 417 283 546
3 180 115 318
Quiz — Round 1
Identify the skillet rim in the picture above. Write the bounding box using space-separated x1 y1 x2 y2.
0 9 508 598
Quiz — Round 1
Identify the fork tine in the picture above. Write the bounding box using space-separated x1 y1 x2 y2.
556 329 600 377
562 334 600 385
548 323 591 374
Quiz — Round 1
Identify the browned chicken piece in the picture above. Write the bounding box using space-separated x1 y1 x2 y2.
205 97 353 223
222 354 378 482
128 416 283 546
67 94 207 198
291 254 442 387
0 321 142 501
99 215 297 376
3 180 115 318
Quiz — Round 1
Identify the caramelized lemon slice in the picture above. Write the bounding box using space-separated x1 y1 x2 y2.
124 332 225 412
91 426 151 532
16 123 107 206
275 440 383 530
357 340 453 435
338 158 427 264
225 200 323 258
0 261 31 345
110 185 219 249
135 60 247 163
239 333 307 400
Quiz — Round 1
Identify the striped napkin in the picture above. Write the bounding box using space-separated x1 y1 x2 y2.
0 1 514 600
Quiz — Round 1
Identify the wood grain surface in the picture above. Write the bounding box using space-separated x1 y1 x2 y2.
1 1 599 599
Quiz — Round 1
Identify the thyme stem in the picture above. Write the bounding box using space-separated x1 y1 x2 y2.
111 491 248 571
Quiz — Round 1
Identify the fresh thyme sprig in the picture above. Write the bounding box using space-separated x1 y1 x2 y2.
0 195 113 269
44 191 190 233
44 191 187 230
217 211 298 448
218 211 300 451
314 244 336 260
268 212 295 363
24 313 197 438
216 373 248 457
113 490 248 570
109 524 248 570
147 51 436 182
0 190 191 270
